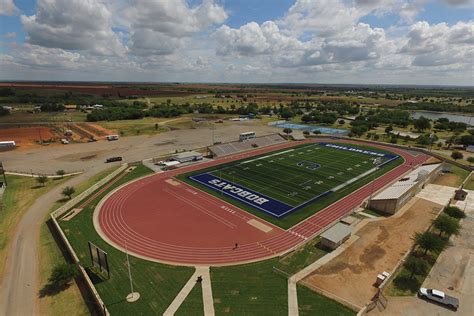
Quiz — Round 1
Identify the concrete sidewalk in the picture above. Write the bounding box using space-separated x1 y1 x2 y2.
163 266 214 316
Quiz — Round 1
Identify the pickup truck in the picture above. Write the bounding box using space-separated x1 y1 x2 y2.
418 288 459 310
105 156 122 163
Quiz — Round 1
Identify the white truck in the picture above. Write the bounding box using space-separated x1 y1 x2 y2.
418 288 459 310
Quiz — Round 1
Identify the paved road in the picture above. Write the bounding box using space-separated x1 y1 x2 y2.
0 122 278 315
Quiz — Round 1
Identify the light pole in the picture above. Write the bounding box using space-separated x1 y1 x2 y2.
125 241 140 302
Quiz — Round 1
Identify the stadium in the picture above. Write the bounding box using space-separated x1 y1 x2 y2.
91 138 428 266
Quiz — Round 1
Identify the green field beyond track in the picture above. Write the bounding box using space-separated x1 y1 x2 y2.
209 143 391 206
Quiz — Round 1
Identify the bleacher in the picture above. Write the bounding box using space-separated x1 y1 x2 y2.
208 134 287 157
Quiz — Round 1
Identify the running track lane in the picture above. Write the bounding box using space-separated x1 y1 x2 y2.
96 140 429 265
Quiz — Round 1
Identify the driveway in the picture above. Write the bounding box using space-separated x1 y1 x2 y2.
376 189 474 316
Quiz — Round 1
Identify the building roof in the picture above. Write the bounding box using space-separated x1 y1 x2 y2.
320 223 352 244
173 151 202 159
467 145 474 152
372 163 441 200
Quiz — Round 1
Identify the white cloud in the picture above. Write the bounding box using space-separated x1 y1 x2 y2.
0 0 19 16
125 0 227 56
21 0 127 56
400 20 474 67
1 0 472 85
2 32 16 38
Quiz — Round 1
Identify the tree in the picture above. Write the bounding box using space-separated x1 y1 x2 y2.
451 151 463 161
62 186 75 200
283 128 292 135
338 119 345 125
467 157 474 164
303 130 310 136
154 123 159 130
413 116 431 131
432 214 461 237
280 107 295 120
444 206 466 219
49 263 79 287
56 170 65 178
385 125 393 135
36 175 48 187
413 232 444 255
404 256 429 279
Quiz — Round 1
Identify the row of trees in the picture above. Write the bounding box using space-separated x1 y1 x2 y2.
394 206 465 291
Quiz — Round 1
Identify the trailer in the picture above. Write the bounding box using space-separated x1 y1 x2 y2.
0 141 16 149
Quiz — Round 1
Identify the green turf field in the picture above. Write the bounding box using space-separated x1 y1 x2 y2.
207 143 393 206
179 142 401 228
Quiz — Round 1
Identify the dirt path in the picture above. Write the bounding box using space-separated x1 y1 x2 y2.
0 165 109 316
303 198 443 308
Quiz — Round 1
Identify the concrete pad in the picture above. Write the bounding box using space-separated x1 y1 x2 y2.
247 219 273 233
416 183 456 206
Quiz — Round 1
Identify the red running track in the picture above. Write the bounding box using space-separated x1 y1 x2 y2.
95 140 429 266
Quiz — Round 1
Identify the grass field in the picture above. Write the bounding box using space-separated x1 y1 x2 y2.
58 165 195 315
180 142 402 228
211 256 355 315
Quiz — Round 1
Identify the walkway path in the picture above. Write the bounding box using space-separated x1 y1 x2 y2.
164 266 214 316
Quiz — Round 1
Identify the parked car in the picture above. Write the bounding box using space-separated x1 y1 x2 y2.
105 156 122 163
418 288 459 310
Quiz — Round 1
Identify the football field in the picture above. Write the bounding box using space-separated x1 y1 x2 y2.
186 142 399 218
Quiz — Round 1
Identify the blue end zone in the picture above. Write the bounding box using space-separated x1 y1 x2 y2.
188 173 294 218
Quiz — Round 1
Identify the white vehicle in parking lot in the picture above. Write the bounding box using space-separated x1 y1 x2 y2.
418 288 459 310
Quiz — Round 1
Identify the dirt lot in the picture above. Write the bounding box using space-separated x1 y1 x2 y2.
303 198 443 308
0 126 58 149
432 173 461 187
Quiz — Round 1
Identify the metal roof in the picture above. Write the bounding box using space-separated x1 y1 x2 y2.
320 223 352 244
371 163 441 200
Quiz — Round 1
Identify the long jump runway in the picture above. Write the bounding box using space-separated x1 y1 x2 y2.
95 140 429 265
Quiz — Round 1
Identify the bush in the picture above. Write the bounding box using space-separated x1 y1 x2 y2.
62 186 76 200
451 151 463 161
36 175 48 187
443 206 466 219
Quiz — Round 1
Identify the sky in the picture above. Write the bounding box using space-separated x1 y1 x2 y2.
0 0 473 85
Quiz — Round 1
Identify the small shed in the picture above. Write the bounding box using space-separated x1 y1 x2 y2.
454 189 467 201
320 223 352 250
466 145 474 153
